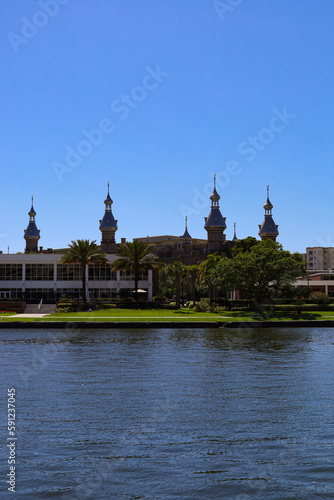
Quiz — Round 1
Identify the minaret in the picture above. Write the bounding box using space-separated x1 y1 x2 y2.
233 222 238 242
24 196 40 253
180 216 192 245
204 174 227 252
258 186 279 241
99 182 118 253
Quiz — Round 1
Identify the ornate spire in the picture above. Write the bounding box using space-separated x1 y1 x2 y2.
263 184 273 213
24 196 40 253
233 222 238 241
204 175 226 251
104 181 113 209
259 186 279 241
99 183 118 253
28 196 36 219
181 216 191 239
210 173 220 206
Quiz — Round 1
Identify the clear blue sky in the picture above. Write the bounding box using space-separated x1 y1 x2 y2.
1 0 334 253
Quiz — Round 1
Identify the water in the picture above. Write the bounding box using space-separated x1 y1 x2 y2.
1 326 334 499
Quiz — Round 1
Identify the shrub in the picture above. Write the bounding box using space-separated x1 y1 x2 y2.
194 298 210 312
55 306 76 313
310 292 331 305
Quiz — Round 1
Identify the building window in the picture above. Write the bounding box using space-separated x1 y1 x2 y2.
120 271 134 281
57 264 81 281
26 264 54 281
57 288 81 299
88 265 117 281
0 264 23 281
24 288 55 302
89 288 117 299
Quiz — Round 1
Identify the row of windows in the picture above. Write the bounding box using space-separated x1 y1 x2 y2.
26 264 54 281
88 266 117 281
0 288 22 299
0 264 149 281
57 264 81 281
0 265 23 281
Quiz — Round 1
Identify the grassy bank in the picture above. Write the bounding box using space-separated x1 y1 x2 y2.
2 308 334 322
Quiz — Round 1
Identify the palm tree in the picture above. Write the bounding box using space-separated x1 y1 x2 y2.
112 240 158 301
199 254 222 309
188 264 200 307
60 239 108 303
166 262 188 309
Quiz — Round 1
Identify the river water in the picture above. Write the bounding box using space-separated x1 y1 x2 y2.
1 326 334 499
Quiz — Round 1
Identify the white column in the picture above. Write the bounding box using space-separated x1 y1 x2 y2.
117 271 120 298
22 262 26 295
148 270 153 301
85 264 89 300
54 263 57 296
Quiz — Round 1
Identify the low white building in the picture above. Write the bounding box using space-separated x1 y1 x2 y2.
0 187 153 303
0 253 153 302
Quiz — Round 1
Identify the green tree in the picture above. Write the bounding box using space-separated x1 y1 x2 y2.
199 254 223 309
188 264 200 306
231 236 259 257
60 239 108 303
158 265 175 300
112 240 158 301
166 262 188 309
217 239 307 305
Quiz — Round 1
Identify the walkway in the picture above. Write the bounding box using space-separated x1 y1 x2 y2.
8 313 49 318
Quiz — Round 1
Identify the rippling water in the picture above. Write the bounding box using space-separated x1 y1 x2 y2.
1 327 334 499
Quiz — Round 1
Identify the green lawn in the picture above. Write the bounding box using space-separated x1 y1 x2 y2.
2 307 334 323
41 309 235 322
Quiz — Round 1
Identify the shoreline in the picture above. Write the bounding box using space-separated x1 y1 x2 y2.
1 320 334 329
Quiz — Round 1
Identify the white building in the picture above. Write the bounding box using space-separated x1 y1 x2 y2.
0 253 153 302
306 247 334 271
0 187 153 302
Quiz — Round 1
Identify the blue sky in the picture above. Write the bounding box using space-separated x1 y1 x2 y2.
1 0 334 253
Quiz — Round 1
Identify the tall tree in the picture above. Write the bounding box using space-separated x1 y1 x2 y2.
231 236 259 257
112 240 158 301
199 254 223 308
166 262 188 309
217 239 307 305
188 264 200 306
60 240 108 303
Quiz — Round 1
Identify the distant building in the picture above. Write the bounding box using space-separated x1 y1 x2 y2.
295 272 334 298
0 187 152 302
99 182 118 253
306 247 334 271
24 197 40 253
0 252 152 302
204 175 227 252
293 247 334 297
258 186 279 241
0 179 280 302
